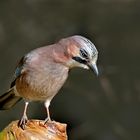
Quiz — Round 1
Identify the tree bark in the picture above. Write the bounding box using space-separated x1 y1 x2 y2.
0 120 67 140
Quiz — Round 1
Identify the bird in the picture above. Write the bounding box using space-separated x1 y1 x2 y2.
0 35 98 129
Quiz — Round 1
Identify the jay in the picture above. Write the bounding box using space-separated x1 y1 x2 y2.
0 35 98 129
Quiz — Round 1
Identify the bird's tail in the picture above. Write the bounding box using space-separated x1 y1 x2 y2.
0 88 21 110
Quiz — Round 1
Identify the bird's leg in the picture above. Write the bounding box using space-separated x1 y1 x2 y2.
44 100 51 123
18 101 29 129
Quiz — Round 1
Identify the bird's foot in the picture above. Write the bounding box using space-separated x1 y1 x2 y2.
18 115 28 130
44 117 51 124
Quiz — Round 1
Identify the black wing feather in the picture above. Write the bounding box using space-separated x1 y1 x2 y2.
10 56 26 88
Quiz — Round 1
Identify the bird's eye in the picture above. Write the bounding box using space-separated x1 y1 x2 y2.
80 49 88 59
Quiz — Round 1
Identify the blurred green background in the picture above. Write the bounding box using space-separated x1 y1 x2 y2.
0 0 140 140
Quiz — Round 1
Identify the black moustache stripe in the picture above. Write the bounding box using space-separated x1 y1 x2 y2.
72 57 87 64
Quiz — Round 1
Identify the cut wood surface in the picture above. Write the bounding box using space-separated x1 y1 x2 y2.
0 120 67 140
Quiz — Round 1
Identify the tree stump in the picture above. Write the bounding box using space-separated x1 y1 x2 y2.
0 120 67 140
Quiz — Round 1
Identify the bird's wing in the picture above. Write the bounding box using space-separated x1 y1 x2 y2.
0 56 26 109
10 56 26 88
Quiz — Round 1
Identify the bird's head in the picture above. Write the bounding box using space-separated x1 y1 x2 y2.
54 35 99 76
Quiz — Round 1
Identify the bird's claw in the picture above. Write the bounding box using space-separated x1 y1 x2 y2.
18 115 28 130
44 117 51 124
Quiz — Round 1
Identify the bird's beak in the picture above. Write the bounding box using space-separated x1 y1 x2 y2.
88 63 99 76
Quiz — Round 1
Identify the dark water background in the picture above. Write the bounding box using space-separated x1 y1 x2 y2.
0 0 140 140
